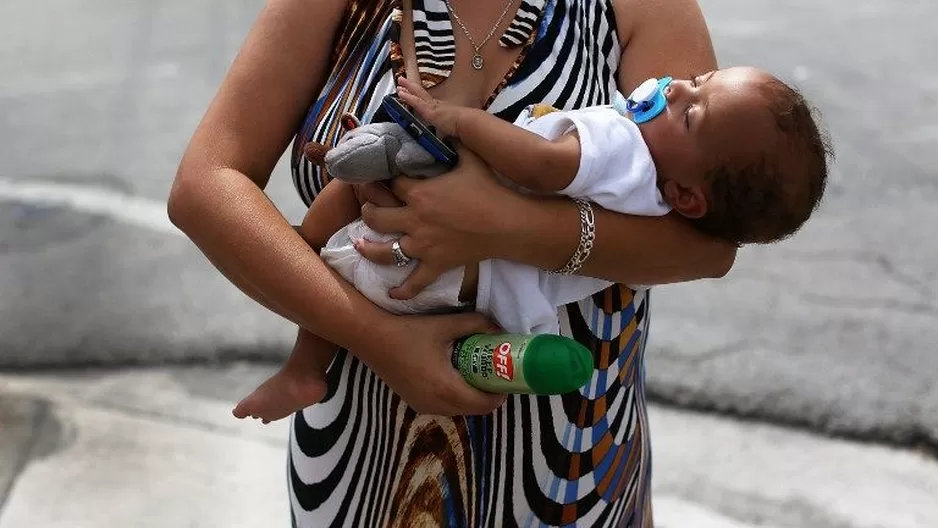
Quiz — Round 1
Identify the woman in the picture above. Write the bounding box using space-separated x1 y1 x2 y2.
169 0 733 526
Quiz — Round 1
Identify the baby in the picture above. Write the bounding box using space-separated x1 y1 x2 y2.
233 66 831 423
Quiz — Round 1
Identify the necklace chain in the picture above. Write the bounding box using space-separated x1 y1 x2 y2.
444 0 515 70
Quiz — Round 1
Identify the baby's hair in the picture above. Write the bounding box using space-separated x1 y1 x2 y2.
693 77 833 245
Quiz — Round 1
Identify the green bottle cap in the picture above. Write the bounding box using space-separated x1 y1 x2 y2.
523 334 595 394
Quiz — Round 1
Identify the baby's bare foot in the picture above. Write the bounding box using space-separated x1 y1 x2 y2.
232 369 327 424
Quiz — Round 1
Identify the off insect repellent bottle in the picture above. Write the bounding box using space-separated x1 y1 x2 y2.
451 333 594 395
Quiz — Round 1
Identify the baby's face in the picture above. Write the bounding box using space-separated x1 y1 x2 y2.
638 66 780 187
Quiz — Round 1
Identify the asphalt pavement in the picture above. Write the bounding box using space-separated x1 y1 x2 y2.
0 0 305 367
647 0 938 449
1 0 936 521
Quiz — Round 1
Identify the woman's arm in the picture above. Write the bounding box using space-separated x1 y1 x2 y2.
169 0 374 346
497 196 736 283
168 0 504 415
359 147 733 300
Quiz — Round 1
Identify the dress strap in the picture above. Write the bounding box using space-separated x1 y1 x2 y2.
499 0 546 48
410 0 455 88
404 0 549 89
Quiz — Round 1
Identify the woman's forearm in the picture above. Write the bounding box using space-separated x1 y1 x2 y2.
496 195 736 285
166 0 383 353
168 168 390 353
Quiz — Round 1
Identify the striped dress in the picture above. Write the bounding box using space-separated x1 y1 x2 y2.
288 1 654 526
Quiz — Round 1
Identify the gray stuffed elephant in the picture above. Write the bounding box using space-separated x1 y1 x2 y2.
304 116 448 183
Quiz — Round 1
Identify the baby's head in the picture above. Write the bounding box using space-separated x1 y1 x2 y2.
638 66 832 245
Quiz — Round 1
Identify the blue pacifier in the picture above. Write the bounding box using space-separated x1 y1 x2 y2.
616 76 673 124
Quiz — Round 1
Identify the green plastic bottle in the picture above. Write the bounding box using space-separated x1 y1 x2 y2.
451 333 595 395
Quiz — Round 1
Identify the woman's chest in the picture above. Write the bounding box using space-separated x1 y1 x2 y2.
291 0 624 202
399 0 622 116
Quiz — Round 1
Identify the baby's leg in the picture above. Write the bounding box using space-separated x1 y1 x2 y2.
297 179 364 251
233 180 362 423
233 327 337 423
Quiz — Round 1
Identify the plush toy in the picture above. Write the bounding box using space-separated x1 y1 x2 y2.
303 114 448 183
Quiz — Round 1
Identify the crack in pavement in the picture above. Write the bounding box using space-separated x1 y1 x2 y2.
71 398 287 448
0 397 54 518
727 248 937 316
2 382 285 452
646 391 938 460
799 293 938 318
651 339 758 365
775 248 935 298
666 481 857 528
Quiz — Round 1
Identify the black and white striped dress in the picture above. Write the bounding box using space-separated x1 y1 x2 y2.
289 1 654 526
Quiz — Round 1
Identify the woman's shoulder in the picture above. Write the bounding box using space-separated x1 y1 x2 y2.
608 0 707 44
607 0 715 91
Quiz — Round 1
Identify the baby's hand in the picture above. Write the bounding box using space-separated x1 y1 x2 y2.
397 76 461 139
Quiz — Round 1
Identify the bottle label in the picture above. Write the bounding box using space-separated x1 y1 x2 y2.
453 334 532 393
493 342 514 381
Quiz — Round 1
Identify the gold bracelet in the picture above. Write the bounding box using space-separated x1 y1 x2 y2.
549 198 595 275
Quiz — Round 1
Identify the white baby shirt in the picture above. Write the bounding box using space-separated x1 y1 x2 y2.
475 105 671 335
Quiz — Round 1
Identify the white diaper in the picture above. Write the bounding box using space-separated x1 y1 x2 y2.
321 219 467 315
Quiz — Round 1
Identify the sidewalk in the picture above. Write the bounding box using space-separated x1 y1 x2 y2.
2 365 936 528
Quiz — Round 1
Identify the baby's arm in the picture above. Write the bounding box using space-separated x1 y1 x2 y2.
397 77 580 193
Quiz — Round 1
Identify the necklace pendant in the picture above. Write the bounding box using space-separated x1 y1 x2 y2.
471 53 484 70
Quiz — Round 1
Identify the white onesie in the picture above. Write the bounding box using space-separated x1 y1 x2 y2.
321 103 671 334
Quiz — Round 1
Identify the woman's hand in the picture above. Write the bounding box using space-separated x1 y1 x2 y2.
355 144 528 299
360 310 507 416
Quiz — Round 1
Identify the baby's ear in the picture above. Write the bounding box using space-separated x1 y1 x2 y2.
662 180 708 219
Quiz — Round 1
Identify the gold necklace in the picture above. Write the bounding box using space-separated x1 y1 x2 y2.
444 0 516 71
